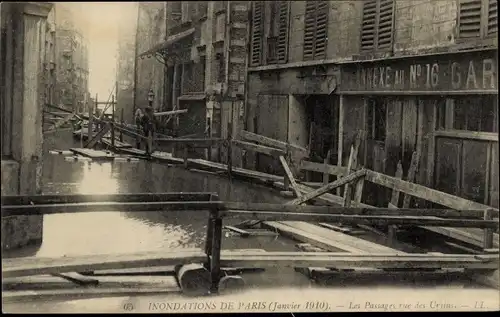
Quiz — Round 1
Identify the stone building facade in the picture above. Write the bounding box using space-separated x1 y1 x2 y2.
246 0 498 208
137 1 251 162
1 2 54 251
53 3 90 112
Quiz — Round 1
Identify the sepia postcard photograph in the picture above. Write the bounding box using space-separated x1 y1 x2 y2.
1 0 499 313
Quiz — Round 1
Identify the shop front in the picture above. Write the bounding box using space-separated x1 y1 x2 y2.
339 48 498 207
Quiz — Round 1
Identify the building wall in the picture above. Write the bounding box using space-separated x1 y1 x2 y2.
116 3 138 123
136 2 166 112
53 3 90 112
1 2 53 251
246 0 498 207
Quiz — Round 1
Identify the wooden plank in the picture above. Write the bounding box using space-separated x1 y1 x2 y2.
240 130 308 154
337 96 344 196
318 223 352 234
232 139 285 158
223 210 498 227
85 123 111 149
323 150 332 185
154 109 188 117
261 221 378 253
434 130 499 142
45 113 75 132
343 131 364 208
287 169 367 206
155 138 223 148
219 252 499 270
484 209 494 249
402 151 420 208
223 202 491 218
364 169 499 212
299 160 349 176
279 156 302 198
1 201 224 217
224 225 250 237
2 250 208 278
388 161 404 243
69 148 115 160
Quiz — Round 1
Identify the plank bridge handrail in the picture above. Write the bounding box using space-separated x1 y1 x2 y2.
1 191 499 294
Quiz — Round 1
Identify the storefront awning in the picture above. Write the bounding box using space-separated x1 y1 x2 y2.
137 27 195 59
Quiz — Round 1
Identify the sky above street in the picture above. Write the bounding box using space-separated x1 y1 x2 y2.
74 2 137 101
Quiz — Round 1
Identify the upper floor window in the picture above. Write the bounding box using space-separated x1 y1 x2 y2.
267 1 290 64
250 1 264 67
437 96 498 133
360 0 394 51
458 0 497 38
303 0 328 61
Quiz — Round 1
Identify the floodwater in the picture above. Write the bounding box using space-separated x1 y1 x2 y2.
19 130 295 257
3 130 499 312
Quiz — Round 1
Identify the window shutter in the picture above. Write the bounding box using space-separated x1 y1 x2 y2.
315 1 328 59
303 1 329 61
277 1 290 63
377 0 394 49
488 0 498 35
250 1 264 67
459 0 482 38
361 0 377 50
303 1 317 60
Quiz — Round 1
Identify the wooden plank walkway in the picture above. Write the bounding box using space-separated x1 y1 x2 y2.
101 137 132 149
4 250 496 279
69 148 116 161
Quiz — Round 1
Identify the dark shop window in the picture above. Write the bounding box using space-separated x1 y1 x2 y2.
216 52 225 83
453 96 497 132
367 97 387 142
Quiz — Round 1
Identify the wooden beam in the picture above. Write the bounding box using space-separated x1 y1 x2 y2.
364 170 499 212
45 113 75 132
153 109 188 117
222 202 491 218
337 96 344 196
388 161 404 243
240 130 308 154
323 150 332 185
402 151 420 208
1 201 224 216
232 140 285 158
299 160 349 176
224 226 250 237
2 192 217 205
155 138 223 148
222 210 498 228
279 156 302 198
433 130 499 142
2 250 208 278
84 123 111 149
343 131 364 208
287 169 367 206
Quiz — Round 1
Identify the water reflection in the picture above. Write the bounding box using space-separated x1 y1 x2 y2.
32 136 292 258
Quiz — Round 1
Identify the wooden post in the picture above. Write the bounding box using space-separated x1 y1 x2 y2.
89 95 95 145
284 143 291 191
111 95 115 148
183 145 189 169
388 161 404 245
402 151 420 208
484 209 494 249
343 131 363 208
227 125 233 181
337 96 344 196
209 208 223 293
323 150 331 185
120 108 124 142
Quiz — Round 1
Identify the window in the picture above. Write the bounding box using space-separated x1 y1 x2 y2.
214 1 227 14
436 96 498 133
267 1 290 64
216 53 225 83
181 2 191 24
458 0 497 38
303 0 328 61
215 13 225 42
250 1 264 67
361 0 394 51
367 98 387 142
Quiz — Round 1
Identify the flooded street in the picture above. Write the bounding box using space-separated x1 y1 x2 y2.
21 131 293 258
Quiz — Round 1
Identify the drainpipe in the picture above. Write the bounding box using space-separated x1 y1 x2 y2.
132 3 140 119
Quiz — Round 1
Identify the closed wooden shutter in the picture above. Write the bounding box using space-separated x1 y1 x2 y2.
377 0 394 49
459 0 482 38
303 1 329 61
361 0 376 50
488 0 498 35
250 1 264 67
277 1 290 63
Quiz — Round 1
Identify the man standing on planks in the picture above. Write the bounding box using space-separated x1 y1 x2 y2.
141 105 156 156
134 107 144 149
